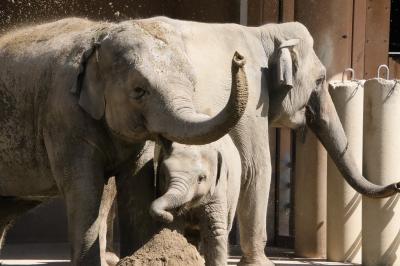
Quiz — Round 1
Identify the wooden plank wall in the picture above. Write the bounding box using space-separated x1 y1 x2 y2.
352 0 367 79
245 0 397 250
247 0 279 26
253 0 396 251
364 0 391 79
355 0 399 80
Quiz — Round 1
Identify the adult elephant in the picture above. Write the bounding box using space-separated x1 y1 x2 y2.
0 19 247 265
135 17 400 266
86 16 400 265
0 16 399 266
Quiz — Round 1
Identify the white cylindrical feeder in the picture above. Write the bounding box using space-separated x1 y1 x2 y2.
327 69 363 263
363 65 400 266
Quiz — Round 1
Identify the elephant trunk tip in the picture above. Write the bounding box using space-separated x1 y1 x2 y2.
233 51 246 67
150 202 174 223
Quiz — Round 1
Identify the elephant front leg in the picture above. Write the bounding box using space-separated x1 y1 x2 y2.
237 172 273 266
200 203 229 266
62 166 105 266
46 139 106 265
237 161 274 266
232 122 274 266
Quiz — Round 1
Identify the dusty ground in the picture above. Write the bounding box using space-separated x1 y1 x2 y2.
0 243 359 265
117 228 205 266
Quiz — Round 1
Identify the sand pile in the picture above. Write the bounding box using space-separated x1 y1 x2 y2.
117 229 205 266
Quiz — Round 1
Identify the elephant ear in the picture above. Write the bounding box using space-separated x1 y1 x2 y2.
210 151 224 196
154 137 173 193
277 39 299 88
71 40 106 120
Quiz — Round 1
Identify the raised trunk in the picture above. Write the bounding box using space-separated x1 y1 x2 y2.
150 52 248 145
306 88 400 198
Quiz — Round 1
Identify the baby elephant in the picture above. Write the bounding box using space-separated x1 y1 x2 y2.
150 136 241 266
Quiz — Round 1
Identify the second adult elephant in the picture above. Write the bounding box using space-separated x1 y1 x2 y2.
134 17 400 266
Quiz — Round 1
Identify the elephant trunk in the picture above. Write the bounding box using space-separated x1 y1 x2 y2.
306 87 400 198
150 180 189 223
149 52 248 145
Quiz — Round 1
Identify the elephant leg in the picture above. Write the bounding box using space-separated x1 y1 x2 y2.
46 144 105 265
99 177 119 266
63 174 104 266
0 197 41 251
44 126 115 265
200 203 228 266
231 120 274 266
116 142 160 257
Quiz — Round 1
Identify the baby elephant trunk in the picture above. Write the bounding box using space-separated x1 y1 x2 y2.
150 184 189 223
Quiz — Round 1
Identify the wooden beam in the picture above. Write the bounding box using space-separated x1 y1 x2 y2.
247 0 264 26
295 0 353 80
281 0 295 22
247 0 279 26
261 0 279 24
363 0 391 78
352 0 367 79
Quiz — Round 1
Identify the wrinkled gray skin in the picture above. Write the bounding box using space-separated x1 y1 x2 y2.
1 16 399 266
150 136 241 266
0 19 247 265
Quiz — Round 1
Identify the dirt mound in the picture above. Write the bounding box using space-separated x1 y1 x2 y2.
117 228 204 266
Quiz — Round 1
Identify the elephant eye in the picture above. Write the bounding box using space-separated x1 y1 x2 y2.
198 174 207 184
130 87 147 100
316 76 325 86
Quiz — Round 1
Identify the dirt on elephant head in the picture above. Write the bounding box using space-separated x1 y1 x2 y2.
117 228 205 266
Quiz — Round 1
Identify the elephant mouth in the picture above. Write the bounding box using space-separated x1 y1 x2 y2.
175 205 190 216
108 125 151 143
174 197 205 216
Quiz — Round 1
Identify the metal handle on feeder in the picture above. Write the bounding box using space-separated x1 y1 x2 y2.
342 68 355 82
377 64 390 80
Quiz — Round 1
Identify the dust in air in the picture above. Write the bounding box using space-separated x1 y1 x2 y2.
0 0 139 33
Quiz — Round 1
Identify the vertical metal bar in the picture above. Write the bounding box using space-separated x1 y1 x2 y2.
274 128 281 246
289 130 296 238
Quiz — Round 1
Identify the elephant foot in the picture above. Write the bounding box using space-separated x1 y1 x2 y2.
105 251 120 266
238 254 275 266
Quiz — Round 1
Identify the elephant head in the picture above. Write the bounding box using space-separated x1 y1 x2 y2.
150 140 223 223
74 20 248 145
268 22 400 198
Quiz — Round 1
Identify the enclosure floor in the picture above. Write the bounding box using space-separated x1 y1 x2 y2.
0 243 359 266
